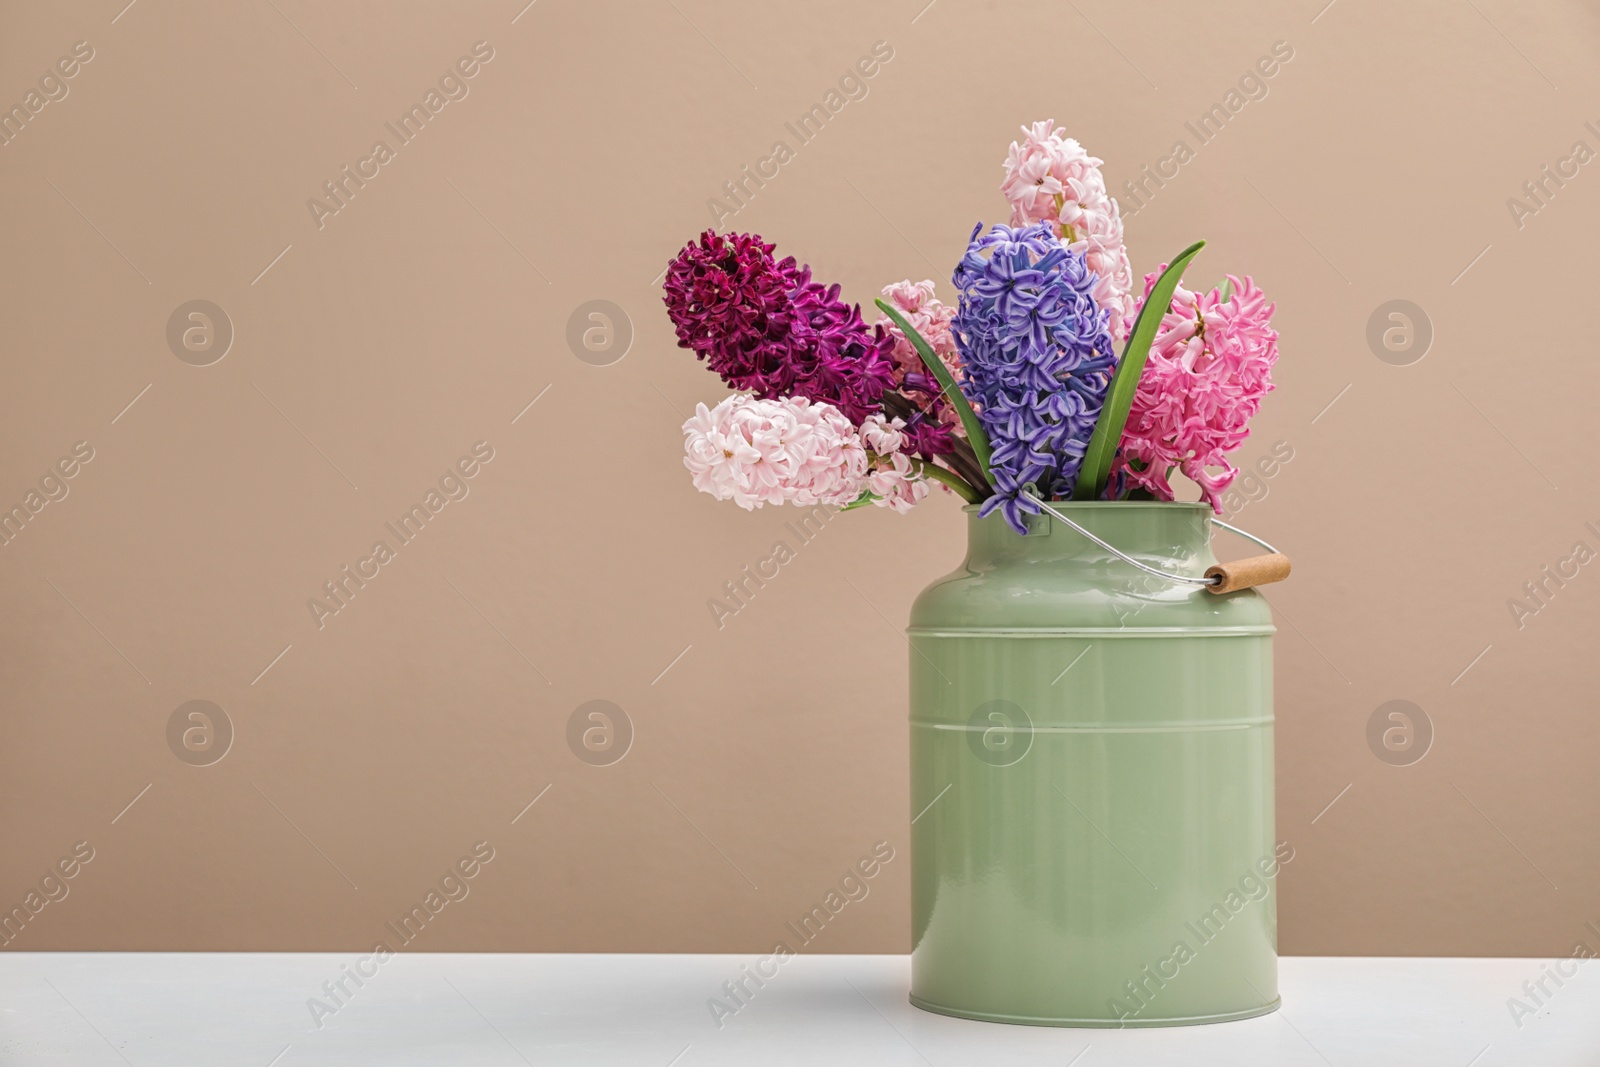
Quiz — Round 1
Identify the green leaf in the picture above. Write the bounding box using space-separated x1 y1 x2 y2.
1074 240 1206 501
874 299 992 485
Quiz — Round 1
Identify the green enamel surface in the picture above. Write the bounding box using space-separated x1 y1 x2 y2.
907 503 1280 1026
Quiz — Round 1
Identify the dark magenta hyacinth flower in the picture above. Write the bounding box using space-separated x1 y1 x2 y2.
662 230 895 425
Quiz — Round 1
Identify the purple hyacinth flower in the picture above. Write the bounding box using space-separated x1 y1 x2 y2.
951 223 1116 534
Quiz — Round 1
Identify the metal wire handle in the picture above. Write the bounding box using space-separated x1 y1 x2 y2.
1021 490 1279 588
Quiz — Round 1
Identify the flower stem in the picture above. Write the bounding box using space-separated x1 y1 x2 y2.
876 391 991 498
1053 194 1078 244
864 450 981 503
938 440 990 497
905 456 983 504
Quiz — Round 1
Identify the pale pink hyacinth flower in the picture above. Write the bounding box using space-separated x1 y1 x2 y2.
861 414 931 514
876 280 961 378
1113 273 1279 511
682 396 928 512
866 456 930 514
683 395 868 510
874 280 965 433
859 412 906 455
1000 121 1137 342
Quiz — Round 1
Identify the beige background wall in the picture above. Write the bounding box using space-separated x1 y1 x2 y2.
1 0 1596 957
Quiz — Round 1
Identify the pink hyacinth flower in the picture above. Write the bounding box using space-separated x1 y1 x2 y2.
1001 121 1137 343
1113 273 1279 511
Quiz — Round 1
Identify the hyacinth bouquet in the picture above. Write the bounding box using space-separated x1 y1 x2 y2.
662 120 1279 535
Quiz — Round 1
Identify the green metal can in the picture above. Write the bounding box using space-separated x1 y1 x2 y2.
907 502 1281 1027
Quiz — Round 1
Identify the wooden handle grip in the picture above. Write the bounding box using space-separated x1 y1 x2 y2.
1205 553 1292 594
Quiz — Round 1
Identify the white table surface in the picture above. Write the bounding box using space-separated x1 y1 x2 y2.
2 953 1595 1066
